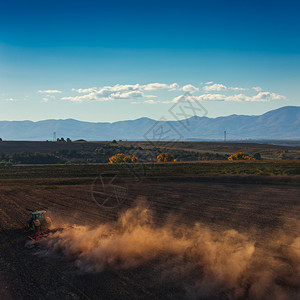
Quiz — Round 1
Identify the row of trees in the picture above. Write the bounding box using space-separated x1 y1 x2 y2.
108 151 264 163
109 153 138 164
0 146 296 165
108 151 264 164
108 152 176 164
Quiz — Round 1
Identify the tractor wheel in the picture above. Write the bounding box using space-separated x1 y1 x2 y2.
33 219 41 232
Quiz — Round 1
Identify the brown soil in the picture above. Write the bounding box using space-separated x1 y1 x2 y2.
0 175 299 299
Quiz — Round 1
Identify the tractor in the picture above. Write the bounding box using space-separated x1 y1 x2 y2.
27 210 52 232
26 210 72 244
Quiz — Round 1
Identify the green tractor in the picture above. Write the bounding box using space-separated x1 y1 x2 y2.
27 210 52 232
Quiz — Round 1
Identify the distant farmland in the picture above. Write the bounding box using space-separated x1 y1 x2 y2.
0 140 300 165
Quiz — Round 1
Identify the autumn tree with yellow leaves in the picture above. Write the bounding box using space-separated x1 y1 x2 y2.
157 152 176 162
109 153 138 164
228 152 255 161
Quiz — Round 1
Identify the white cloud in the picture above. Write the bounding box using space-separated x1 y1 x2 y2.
62 89 147 102
229 87 248 91
252 86 262 92
225 94 250 101
65 83 179 102
72 87 97 93
72 83 180 94
205 81 214 85
203 83 249 92
172 95 186 103
181 84 199 93
42 97 49 103
142 83 165 91
169 83 180 90
110 91 144 99
251 92 286 102
142 83 179 91
192 94 226 102
106 84 140 92
174 91 286 103
61 95 91 102
62 82 286 104
171 93 226 103
144 99 156 104
38 89 62 94
203 83 227 92
5 97 17 102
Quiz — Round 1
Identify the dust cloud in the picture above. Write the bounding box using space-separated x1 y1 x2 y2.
39 199 300 299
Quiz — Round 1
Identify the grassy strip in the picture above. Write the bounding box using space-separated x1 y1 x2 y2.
0 160 299 179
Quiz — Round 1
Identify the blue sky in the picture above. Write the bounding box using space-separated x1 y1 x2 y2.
0 0 299 122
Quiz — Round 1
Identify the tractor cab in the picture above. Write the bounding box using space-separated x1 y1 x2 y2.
27 210 51 232
31 210 47 220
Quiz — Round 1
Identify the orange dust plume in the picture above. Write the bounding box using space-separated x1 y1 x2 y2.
39 199 300 300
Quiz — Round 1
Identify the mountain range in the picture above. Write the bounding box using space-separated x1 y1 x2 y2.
0 106 299 141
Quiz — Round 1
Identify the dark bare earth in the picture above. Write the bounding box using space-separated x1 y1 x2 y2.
0 163 299 299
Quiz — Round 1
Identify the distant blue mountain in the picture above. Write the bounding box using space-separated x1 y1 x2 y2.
0 106 299 141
